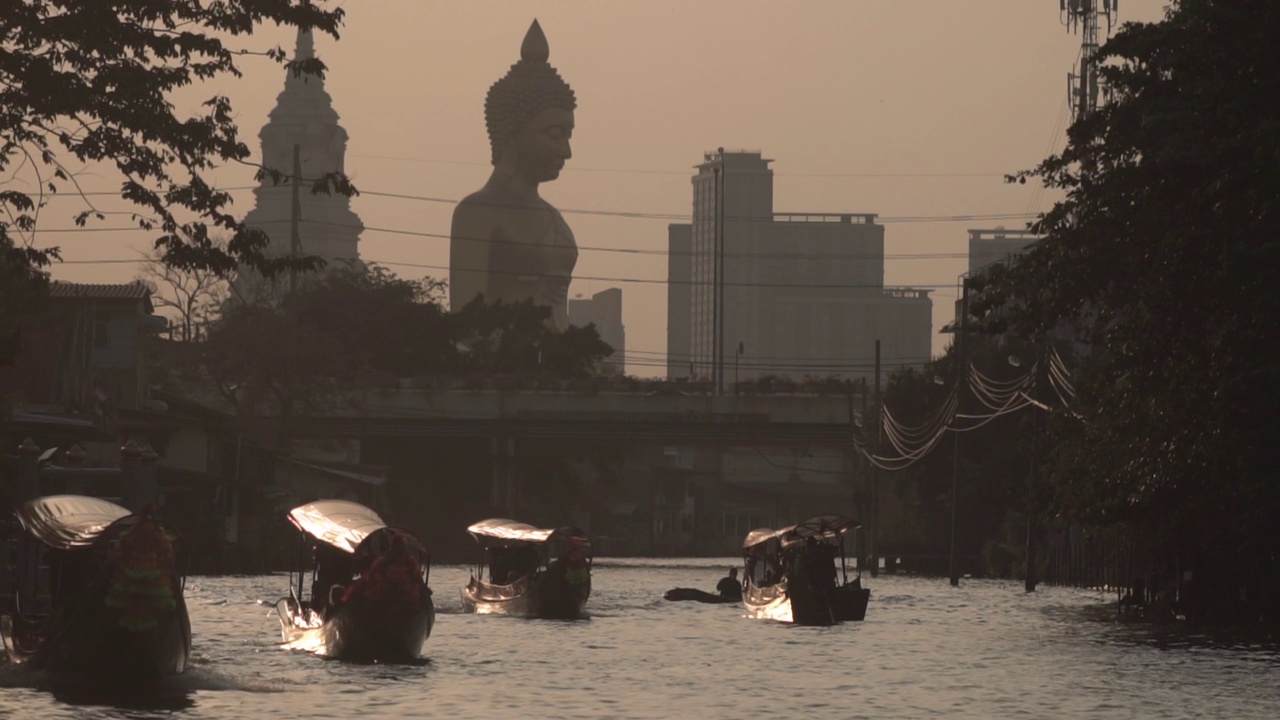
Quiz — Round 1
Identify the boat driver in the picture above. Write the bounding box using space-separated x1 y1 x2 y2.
716 567 743 600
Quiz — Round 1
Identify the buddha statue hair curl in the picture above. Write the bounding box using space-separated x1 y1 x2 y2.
485 20 577 165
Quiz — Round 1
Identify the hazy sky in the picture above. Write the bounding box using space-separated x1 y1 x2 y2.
38 0 1170 377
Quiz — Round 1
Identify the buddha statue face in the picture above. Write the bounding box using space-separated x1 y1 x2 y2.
485 20 577 186
505 106 574 183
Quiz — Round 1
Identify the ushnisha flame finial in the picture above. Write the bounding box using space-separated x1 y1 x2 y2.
521 19 550 63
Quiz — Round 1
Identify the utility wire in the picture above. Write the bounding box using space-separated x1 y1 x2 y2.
348 153 1011 180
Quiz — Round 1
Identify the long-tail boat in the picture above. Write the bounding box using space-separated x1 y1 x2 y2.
1 495 191 678
460 518 591 619
742 514 870 625
275 500 434 662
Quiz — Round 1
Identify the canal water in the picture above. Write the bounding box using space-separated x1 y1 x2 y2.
2 558 1277 719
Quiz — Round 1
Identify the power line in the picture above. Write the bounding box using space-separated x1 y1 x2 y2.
347 152 1011 179
29 216 987 263
13 182 1036 226
352 189 1035 225
49 254 956 291
377 259 955 291
302 219 972 262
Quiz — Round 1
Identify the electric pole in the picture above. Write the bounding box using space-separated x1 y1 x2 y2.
289 144 302 295
871 338 881 578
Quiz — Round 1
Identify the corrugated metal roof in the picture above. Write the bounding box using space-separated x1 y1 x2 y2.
48 280 152 301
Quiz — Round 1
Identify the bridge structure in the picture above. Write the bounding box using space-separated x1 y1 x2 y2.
283 389 872 558
290 389 862 447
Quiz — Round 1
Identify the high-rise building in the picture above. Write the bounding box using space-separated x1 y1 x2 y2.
946 228 1042 333
666 224 693 379
667 149 931 385
568 288 626 375
968 228 1039 275
232 30 363 301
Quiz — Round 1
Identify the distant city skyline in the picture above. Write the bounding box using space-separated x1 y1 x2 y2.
31 0 1170 376
667 150 931 386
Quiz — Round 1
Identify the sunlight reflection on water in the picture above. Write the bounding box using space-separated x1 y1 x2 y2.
1 563 1277 719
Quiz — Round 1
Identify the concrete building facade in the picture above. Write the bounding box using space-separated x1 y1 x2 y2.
668 149 932 385
666 225 692 379
568 288 626 374
968 228 1039 275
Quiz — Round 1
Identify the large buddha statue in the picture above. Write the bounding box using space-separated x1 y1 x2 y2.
450 20 579 331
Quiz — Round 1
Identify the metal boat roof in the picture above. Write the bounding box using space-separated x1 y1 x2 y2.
466 518 588 546
742 515 860 550
742 526 791 549
288 500 387 554
792 515 860 539
16 495 131 550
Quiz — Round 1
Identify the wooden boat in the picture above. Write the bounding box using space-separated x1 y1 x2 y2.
741 514 871 626
460 518 591 619
274 500 434 662
0 495 191 678
663 587 738 604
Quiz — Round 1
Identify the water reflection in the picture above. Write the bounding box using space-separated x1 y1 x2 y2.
0 669 195 714
2 570 1277 719
1063 600 1280 659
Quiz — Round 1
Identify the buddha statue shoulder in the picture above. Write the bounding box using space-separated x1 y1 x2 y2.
450 20 579 332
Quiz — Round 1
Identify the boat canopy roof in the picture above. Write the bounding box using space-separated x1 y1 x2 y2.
288 500 387 554
742 526 790 549
466 518 589 547
16 495 131 550
792 515 860 539
742 514 861 550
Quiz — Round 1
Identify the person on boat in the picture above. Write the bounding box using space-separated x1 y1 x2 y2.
789 536 824 593
514 543 542 582
311 543 354 619
816 541 839 588
489 547 511 585
546 542 589 588
341 534 427 615
747 546 781 586
716 567 743 600
564 544 589 586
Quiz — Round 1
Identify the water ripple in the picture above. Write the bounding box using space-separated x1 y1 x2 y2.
1 567 1277 718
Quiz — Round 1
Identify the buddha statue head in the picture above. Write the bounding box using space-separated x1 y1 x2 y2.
485 20 577 184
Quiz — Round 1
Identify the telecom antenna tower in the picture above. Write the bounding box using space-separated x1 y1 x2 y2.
1062 0 1118 121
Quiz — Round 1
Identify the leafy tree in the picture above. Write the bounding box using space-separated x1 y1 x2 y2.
201 266 450 446
0 0 348 291
287 266 456 379
0 232 49 362
452 295 614 380
971 1 1280 610
196 268 613 449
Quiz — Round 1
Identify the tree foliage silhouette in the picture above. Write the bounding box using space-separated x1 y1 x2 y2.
972 1 1280 603
0 0 349 320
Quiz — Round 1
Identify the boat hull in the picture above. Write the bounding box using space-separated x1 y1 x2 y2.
280 595 435 663
2 593 191 679
743 579 870 626
460 573 590 619
664 587 738 604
